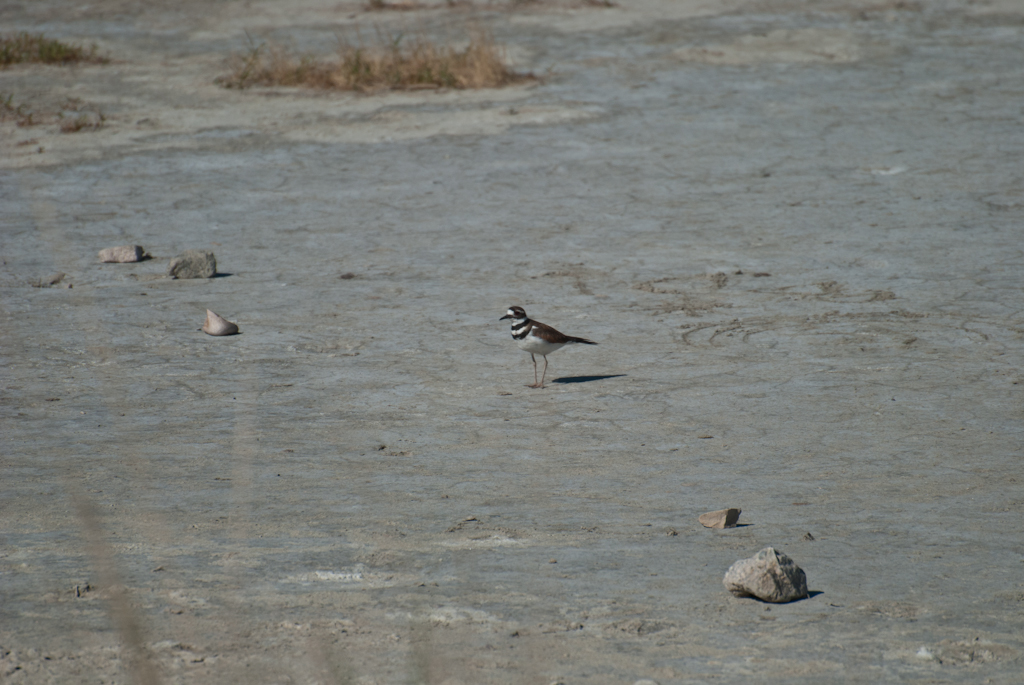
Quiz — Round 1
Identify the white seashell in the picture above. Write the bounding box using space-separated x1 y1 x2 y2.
202 310 239 336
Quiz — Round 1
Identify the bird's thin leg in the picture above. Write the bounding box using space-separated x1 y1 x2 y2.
539 356 549 388
529 354 540 388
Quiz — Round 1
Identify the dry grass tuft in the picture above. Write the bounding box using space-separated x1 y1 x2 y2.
0 32 108 68
366 0 480 10
57 95 105 132
59 112 104 133
365 0 422 10
2 93 105 132
219 29 532 92
1 93 36 126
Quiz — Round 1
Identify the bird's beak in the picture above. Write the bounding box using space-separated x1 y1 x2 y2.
499 314 511 320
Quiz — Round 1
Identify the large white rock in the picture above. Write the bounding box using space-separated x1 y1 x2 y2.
723 547 808 603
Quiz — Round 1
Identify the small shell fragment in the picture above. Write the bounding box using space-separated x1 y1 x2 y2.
202 309 239 336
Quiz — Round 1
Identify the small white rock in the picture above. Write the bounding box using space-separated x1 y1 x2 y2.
98 245 145 263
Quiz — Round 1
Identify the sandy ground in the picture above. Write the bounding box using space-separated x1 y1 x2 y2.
2 0 1023 683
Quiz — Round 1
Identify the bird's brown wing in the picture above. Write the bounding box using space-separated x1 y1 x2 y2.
531 320 596 345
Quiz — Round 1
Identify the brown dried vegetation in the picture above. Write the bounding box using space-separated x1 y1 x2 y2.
0 32 108 67
219 29 532 92
59 112 105 133
1 93 36 126
1 93 105 132
365 0 424 10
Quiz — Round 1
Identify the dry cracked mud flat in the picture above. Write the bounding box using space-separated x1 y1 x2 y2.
1 0 1023 683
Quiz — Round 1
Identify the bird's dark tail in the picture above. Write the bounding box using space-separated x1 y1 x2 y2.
567 336 597 345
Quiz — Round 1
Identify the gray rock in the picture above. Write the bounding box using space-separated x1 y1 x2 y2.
168 250 217 279
98 245 145 263
699 508 741 528
723 547 808 603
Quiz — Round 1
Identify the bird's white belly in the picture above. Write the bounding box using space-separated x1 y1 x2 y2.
517 334 565 356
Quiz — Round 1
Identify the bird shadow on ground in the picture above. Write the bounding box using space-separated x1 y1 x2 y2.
552 374 626 384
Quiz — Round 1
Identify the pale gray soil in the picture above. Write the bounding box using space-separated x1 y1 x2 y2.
1 1 1023 683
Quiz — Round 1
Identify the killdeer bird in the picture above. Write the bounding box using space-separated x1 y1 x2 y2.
500 306 596 388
